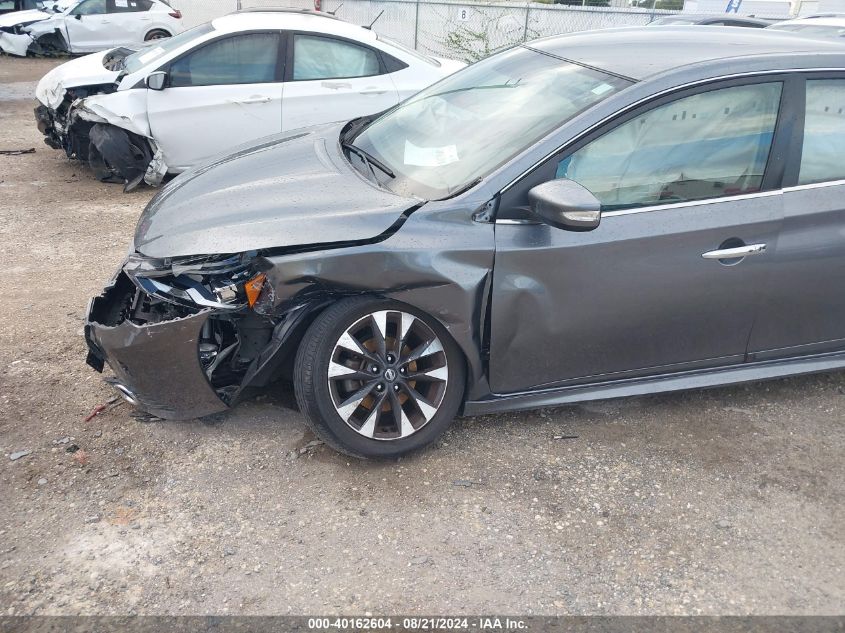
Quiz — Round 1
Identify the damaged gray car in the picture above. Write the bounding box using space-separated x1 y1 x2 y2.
86 28 845 458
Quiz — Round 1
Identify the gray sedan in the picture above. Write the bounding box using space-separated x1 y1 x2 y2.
85 27 845 458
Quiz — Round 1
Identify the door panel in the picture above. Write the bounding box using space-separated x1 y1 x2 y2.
282 77 399 132
490 196 782 392
747 183 845 359
489 80 786 393
109 1 145 48
282 32 399 133
64 14 112 51
748 77 845 359
148 32 283 171
148 84 281 170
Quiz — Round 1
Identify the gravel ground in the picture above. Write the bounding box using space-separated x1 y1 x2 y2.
0 56 843 617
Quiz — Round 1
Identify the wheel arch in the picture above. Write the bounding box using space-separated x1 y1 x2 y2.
144 27 172 41
239 289 481 407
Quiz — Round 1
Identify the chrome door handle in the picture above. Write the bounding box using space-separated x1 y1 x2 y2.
701 243 767 259
233 96 271 104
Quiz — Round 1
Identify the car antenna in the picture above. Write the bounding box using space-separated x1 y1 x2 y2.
364 9 384 29
327 2 343 15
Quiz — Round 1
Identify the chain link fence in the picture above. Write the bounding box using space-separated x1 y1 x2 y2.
173 0 800 62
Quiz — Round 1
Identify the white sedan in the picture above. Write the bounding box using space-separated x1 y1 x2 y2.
35 9 466 190
0 0 184 57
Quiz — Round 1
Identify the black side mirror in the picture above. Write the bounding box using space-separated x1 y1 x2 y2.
145 71 168 91
527 179 601 231
74 12 81 19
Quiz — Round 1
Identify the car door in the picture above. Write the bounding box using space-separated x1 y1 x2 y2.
281 32 400 133
64 0 115 52
146 31 284 172
747 75 845 360
108 0 149 48
489 79 790 394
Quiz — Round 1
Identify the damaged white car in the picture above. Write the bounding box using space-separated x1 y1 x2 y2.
34 8 465 191
0 0 183 57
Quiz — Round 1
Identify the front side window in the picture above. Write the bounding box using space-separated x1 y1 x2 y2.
352 46 631 199
292 34 380 80
556 82 782 210
799 79 845 185
71 0 107 15
170 33 279 88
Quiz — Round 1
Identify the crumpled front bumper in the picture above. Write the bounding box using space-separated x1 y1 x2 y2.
84 275 230 420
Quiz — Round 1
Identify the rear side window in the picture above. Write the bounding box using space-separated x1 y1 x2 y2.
292 34 380 80
170 33 279 87
0 1 15 9
799 79 845 185
113 0 153 11
557 82 782 210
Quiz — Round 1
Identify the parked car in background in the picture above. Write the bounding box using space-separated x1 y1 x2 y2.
34 8 465 190
0 0 55 15
0 0 183 57
0 0 74 53
648 13 774 27
85 27 845 458
767 14 845 38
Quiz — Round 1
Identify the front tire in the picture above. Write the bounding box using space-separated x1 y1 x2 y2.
294 297 466 459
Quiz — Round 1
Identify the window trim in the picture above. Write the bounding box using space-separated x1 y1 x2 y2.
497 72 807 220
283 30 393 82
788 71 845 188
160 30 286 88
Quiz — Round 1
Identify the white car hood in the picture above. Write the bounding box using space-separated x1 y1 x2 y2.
36 50 120 109
0 9 51 28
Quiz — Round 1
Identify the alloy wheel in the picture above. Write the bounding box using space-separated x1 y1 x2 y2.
327 310 449 441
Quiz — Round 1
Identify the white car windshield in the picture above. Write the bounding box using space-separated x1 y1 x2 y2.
123 22 214 75
351 46 632 199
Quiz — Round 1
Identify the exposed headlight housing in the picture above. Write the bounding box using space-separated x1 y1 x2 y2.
123 251 272 312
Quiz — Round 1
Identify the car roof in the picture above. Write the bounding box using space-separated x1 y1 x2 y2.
529 26 845 81
773 15 845 26
655 13 771 23
210 9 377 42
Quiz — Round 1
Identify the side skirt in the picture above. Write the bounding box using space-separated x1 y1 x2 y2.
463 351 845 416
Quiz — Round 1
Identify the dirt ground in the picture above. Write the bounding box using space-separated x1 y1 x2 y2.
0 55 843 617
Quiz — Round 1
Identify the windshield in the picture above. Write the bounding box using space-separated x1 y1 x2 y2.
351 46 632 199
123 22 214 75
769 23 845 37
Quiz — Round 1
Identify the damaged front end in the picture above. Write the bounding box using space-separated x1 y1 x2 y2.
0 18 68 57
34 47 160 191
35 87 159 192
85 252 292 419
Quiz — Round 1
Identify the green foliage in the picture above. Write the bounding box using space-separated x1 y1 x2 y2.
443 12 539 63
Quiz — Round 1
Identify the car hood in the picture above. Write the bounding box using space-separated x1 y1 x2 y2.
134 123 421 258
0 9 50 28
35 49 120 109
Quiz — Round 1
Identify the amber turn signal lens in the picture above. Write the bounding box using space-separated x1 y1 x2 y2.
244 272 267 308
